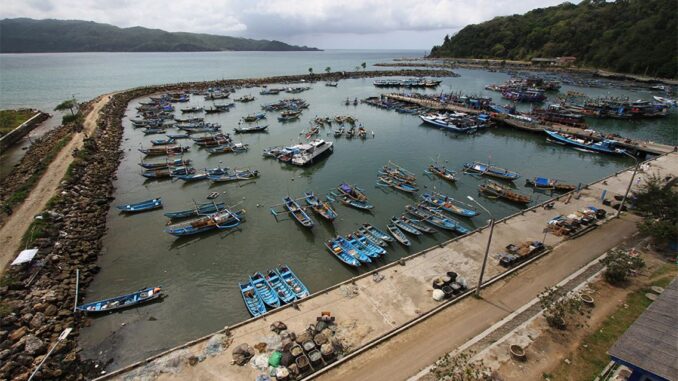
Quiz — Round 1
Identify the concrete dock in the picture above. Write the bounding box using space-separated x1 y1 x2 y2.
97 153 678 381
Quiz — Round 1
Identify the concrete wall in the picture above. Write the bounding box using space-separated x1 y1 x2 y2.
0 111 50 151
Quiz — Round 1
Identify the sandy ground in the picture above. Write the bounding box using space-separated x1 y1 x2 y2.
0 94 111 272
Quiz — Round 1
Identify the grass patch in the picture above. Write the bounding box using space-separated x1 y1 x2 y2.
0 109 35 136
20 217 50 249
549 263 677 380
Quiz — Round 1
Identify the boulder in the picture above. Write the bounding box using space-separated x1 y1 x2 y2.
9 327 27 342
24 335 46 355
29 313 45 329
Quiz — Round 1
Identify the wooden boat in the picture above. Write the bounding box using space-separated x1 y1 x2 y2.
544 130 625 155
206 142 249 154
235 95 256 102
209 169 259 182
421 192 479 217
180 106 203 113
141 166 194 179
339 196 374 210
361 224 393 242
405 204 469 234
479 181 531 204
525 177 576 192
174 172 209 182
204 107 227 114
463 161 520 181
265 269 297 304
250 272 281 308
304 192 337 221
399 215 436 234
239 282 267 317
346 234 385 258
151 137 175 146
337 183 368 201
276 265 310 299
117 198 162 213
324 239 361 267
143 128 167 135
355 234 387 256
334 236 371 263
377 176 418 193
242 113 266 122
355 228 388 247
278 110 302 122
380 163 417 184
391 216 422 236
427 164 456 182
234 125 268 134
76 287 162 314
283 196 314 228
387 223 411 246
139 159 191 170
164 209 245 236
163 202 226 219
138 146 190 156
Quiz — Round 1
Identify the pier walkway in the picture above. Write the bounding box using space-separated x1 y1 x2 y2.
99 153 678 381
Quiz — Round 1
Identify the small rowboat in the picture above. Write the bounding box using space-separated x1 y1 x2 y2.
117 198 162 213
479 181 531 204
377 176 419 193
421 192 479 217
164 209 245 236
334 236 371 263
277 265 310 299
463 161 520 181
283 196 314 228
234 124 268 134
304 192 337 221
525 177 576 192
265 269 297 304
362 224 393 242
250 272 281 308
337 183 368 202
163 202 226 219
399 215 436 234
76 287 163 315
427 164 456 182
387 223 411 246
391 216 422 236
240 282 267 317
324 239 361 267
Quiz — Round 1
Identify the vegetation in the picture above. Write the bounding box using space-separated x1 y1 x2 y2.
601 249 646 285
0 109 35 136
634 174 678 249
429 0 678 78
325 66 331 74
538 286 583 329
430 351 494 380
0 18 319 53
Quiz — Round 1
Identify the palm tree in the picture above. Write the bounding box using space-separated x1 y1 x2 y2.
361 62 367 70
308 67 313 75
325 66 331 74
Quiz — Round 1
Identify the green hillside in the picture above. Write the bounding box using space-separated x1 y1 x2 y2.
429 0 678 78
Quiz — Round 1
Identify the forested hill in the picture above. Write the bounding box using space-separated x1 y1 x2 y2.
429 0 677 78
0 18 319 53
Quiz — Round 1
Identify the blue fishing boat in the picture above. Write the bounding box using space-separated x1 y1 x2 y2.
355 228 388 247
407 204 470 234
117 198 162 213
163 203 226 219
324 239 362 267
276 265 310 299
544 130 625 155
335 236 372 263
387 223 411 246
166 133 190 139
304 192 337 221
525 177 576 191
338 195 374 210
143 128 167 135
283 196 314 228
421 192 479 217
151 137 176 146
250 272 281 308
242 112 266 122
265 269 296 304
362 224 393 242
399 215 437 234
463 161 520 181
174 172 209 182
209 168 259 182
76 287 162 314
345 234 380 259
391 216 422 235
139 159 191 170
164 209 245 237
337 183 368 201
234 124 268 134
239 282 267 317
377 176 419 193
142 166 194 179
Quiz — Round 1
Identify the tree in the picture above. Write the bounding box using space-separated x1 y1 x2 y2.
431 351 494 380
634 174 678 249
325 66 331 74
361 62 367 70
538 286 582 329
54 99 77 116
308 67 313 75
600 249 645 285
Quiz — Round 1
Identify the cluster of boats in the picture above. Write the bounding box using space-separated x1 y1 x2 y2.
240 266 309 317
485 77 561 93
373 78 442 88
419 112 490 133
556 93 670 119
259 86 311 96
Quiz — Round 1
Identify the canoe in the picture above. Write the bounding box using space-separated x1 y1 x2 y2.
427 164 456 182
324 240 361 267
283 196 314 228
76 287 162 314
344 234 380 259
338 196 374 210
526 177 576 192
544 130 625 155
391 216 422 236
463 161 520 181
387 223 411 246
355 228 388 247
239 282 267 317
377 176 419 193
139 159 191 169
151 138 175 146
479 181 531 204
399 215 437 234
334 236 371 263
276 265 310 299
405 205 469 234
421 192 479 217
265 269 297 304
362 224 393 242
164 209 245 236
352 234 387 257
234 125 268 134
250 272 281 308
337 183 368 201
163 202 226 219
304 192 337 221
117 198 162 213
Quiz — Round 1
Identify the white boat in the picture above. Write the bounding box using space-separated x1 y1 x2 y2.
419 112 485 133
653 96 677 107
290 139 334 166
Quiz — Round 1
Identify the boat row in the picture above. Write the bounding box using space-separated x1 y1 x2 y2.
240 266 310 317
419 112 490 133
325 224 391 267
373 78 442 88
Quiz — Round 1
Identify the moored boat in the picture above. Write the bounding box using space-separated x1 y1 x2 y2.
362 224 393 242
337 183 368 201
544 130 625 155
250 272 281 308
421 192 479 217
463 161 520 181
427 163 456 182
117 198 162 213
283 196 314 228
234 124 268 134
239 282 267 317
525 177 577 192
387 223 411 246
163 202 226 219
265 269 296 304
164 209 245 236
324 239 361 267
479 181 531 204
276 265 310 299
391 216 422 235
76 287 162 314
304 192 337 221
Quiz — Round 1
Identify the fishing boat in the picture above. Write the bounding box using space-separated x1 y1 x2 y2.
139 158 191 169
234 124 268 134
138 146 190 156
377 176 419 193
426 163 456 182
150 137 175 146
380 163 417 184
334 236 371 263
399 215 436 233
209 168 259 182
420 192 479 217
346 234 385 258
391 216 422 235
544 130 625 155
337 183 368 201
206 142 249 154
181 106 203 113
235 95 256 102
355 234 387 256
143 128 167 136
387 223 411 246
325 82 338 87
324 239 361 267
278 110 302 122
265 270 296 304
141 166 194 179
242 113 266 122
355 228 388 247
525 177 577 192
290 140 333 166
164 209 245 236
362 224 393 242
304 192 338 221
163 202 226 219
283 196 314 228
479 181 531 204
419 113 484 133
117 198 162 213
76 287 162 314
463 161 520 181
276 265 310 299
250 272 281 308
166 133 190 139
239 282 267 317
204 107 227 114
263 146 285 158
338 196 374 210
174 171 210 182
405 204 469 234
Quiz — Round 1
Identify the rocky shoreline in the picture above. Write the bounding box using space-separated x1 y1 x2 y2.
0 69 456 380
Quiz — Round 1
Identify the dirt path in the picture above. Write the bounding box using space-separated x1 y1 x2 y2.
317 216 640 381
0 94 111 272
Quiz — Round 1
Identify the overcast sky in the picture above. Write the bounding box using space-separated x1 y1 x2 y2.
1 0 572 49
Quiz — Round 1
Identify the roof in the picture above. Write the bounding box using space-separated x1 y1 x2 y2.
608 277 678 381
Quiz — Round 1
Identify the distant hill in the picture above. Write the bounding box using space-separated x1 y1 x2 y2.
0 18 319 53
429 0 678 78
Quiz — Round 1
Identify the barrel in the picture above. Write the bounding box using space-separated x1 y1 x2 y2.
290 344 304 358
295 354 310 372
302 340 315 352
320 343 335 361
308 349 323 367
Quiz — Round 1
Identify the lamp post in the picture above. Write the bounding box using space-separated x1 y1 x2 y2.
616 151 640 218
468 196 494 297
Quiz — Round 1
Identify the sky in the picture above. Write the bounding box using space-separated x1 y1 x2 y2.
1 0 573 49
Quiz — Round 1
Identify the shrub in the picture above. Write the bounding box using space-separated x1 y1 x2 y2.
601 249 645 285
